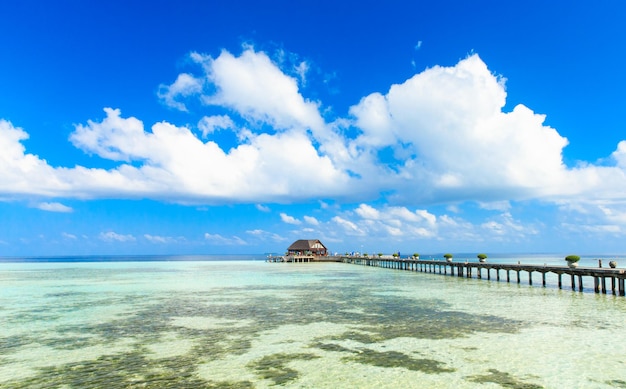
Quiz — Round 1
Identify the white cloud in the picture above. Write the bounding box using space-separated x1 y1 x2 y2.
350 54 573 200
0 120 66 197
70 107 150 162
4 49 626 236
332 216 365 236
303 215 319 225
35 202 73 213
352 204 437 239
356 204 436 225
479 201 511 212
61 232 77 240
99 231 136 242
561 222 621 235
280 212 301 225
197 115 235 137
191 48 326 133
553 200 626 238
67 107 351 202
256 204 271 212
480 212 535 240
144 234 184 244
204 233 247 245
355 204 381 220
158 73 203 111
246 229 286 242
294 61 309 85
610 141 626 170
317 203 543 247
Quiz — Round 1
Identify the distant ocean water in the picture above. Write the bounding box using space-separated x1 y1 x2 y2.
0 254 266 263
2 256 626 388
2 253 623 265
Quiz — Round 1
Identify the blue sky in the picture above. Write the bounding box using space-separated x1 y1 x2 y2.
1 1 626 256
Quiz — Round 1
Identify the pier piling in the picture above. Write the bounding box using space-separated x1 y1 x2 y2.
335 257 626 297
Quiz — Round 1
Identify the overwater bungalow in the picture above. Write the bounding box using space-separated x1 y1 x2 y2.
286 239 328 257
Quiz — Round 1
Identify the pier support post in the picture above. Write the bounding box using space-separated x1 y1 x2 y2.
542 272 546 287
528 272 533 286
578 275 583 292
571 274 576 291
611 277 616 295
558 274 562 289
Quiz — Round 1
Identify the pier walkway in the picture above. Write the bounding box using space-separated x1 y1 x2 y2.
266 255 343 263
340 257 626 296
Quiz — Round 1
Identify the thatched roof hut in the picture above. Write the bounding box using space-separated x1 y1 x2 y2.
287 239 327 256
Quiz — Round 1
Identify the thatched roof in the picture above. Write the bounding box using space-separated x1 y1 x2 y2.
287 239 326 250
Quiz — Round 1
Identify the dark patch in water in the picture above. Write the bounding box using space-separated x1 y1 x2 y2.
0 335 33 355
343 348 455 373
2 266 526 386
606 379 626 388
39 336 101 350
1 346 254 389
247 352 319 385
311 341 355 353
467 369 543 388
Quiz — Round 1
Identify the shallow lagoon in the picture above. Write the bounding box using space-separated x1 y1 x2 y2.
1 259 626 388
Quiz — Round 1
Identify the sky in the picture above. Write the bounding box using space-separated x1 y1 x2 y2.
1 1 626 257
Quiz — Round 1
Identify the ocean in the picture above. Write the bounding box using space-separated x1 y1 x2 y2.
1 255 626 388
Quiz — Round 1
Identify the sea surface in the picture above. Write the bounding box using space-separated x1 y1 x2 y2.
1 255 626 388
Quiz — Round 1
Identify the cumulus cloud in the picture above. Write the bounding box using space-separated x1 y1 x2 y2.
190 49 325 133
350 54 575 202
4 48 626 231
0 120 66 197
66 107 352 202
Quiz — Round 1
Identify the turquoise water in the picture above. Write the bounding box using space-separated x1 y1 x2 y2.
1 259 626 388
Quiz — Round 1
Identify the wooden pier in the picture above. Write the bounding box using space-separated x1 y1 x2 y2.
266 255 343 263
340 257 626 296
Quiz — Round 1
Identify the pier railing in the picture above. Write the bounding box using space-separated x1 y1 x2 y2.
340 257 626 296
